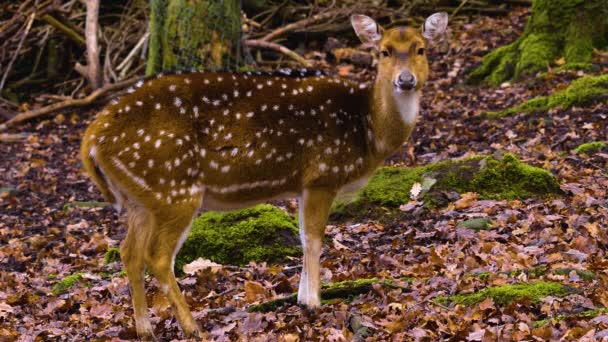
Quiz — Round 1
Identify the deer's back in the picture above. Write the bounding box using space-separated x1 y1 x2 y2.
83 70 376 207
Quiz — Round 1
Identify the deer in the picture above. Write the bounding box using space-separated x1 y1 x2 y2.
80 12 448 339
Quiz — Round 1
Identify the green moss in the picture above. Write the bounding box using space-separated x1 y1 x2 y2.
468 0 607 85
331 154 562 220
248 277 407 313
104 247 121 265
175 205 300 272
464 271 492 280
457 218 492 231
534 308 608 328
487 75 608 118
554 268 596 281
434 296 449 306
574 141 607 155
467 44 519 86
449 281 572 307
515 34 560 80
52 273 85 296
160 0 241 71
526 266 550 279
99 270 127 280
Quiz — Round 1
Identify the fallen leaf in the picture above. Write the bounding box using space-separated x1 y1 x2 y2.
244 281 267 303
454 192 478 210
183 258 222 275
410 182 422 200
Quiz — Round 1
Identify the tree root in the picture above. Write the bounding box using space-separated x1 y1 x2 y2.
484 74 608 118
248 278 408 313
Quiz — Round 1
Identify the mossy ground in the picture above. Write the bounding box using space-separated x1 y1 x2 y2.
554 268 596 281
331 154 562 221
486 74 608 118
52 273 85 296
174 204 300 272
248 278 408 313
447 281 572 307
468 0 608 85
534 308 608 328
574 141 607 155
464 266 595 282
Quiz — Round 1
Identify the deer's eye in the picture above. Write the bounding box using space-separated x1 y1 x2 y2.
380 50 390 58
417 48 425 55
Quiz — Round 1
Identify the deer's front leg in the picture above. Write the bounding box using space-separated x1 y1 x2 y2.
297 187 336 308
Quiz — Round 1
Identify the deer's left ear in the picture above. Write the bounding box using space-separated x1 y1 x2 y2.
422 12 448 42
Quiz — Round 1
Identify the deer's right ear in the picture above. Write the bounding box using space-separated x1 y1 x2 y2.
351 15 382 49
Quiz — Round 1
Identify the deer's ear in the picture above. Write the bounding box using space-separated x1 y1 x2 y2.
351 14 382 49
422 12 448 43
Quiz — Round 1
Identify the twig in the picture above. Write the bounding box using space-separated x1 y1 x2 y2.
116 32 149 77
259 8 349 42
451 0 469 17
0 133 31 142
593 48 608 58
0 77 141 131
0 11 36 95
0 0 34 40
40 14 85 46
245 39 312 67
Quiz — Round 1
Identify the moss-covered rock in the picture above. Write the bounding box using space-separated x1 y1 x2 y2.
458 218 493 231
52 273 85 296
331 154 562 220
448 281 572 307
574 141 607 155
174 204 300 272
468 0 608 85
486 74 608 118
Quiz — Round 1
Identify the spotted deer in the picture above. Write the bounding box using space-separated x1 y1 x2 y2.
80 13 448 339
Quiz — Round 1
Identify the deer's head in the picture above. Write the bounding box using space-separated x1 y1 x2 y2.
351 12 448 93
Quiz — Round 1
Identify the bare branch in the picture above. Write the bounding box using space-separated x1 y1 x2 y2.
245 39 312 67
260 9 349 42
0 77 141 131
0 11 36 95
82 0 102 89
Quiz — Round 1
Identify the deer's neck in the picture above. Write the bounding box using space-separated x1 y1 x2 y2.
370 79 420 158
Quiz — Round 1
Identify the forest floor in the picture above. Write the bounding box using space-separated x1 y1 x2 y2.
1 7 608 341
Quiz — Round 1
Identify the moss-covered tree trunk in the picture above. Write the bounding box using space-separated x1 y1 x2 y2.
146 0 242 75
468 0 608 85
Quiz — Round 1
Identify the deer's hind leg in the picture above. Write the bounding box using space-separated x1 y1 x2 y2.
122 202 155 339
145 197 203 338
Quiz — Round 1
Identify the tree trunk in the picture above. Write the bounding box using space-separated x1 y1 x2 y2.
468 0 608 85
146 0 242 75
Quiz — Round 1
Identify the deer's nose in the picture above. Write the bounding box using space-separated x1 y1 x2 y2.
395 72 416 91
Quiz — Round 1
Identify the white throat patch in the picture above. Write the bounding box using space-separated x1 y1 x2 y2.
394 91 419 125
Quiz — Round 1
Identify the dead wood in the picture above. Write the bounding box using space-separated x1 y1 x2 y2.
0 77 141 131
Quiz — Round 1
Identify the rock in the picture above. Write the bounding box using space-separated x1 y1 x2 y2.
174 204 300 272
